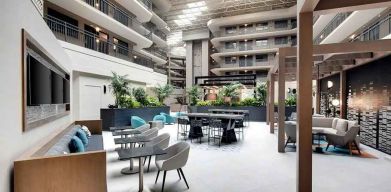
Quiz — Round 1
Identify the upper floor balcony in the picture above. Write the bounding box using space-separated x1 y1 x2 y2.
47 0 153 49
219 38 296 53
214 22 296 38
144 46 167 60
313 12 352 44
351 14 391 42
137 0 152 10
45 15 154 68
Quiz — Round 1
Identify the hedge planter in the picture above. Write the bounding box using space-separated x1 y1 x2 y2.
188 106 296 122
100 106 170 131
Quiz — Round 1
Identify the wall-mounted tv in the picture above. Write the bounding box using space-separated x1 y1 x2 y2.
27 54 52 105
27 54 70 106
51 71 64 104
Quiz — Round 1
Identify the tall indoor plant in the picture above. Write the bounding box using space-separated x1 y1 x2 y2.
187 85 201 106
109 72 130 108
220 82 242 104
154 84 174 103
255 82 267 106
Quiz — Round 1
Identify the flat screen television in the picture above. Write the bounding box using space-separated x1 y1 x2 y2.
27 54 52 105
63 79 70 104
51 71 64 104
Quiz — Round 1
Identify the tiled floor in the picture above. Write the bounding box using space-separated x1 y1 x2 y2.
104 122 391 192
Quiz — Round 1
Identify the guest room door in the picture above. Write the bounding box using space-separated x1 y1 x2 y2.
80 85 102 120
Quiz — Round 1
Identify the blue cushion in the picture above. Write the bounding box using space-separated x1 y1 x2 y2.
160 112 176 124
76 128 88 146
131 116 146 129
153 114 166 122
69 136 85 153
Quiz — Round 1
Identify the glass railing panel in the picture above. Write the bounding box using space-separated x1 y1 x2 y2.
314 12 352 44
352 15 391 42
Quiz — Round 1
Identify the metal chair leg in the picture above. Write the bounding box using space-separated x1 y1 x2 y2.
147 156 151 172
179 168 189 189
155 170 160 184
177 169 181 180
161 171 167 192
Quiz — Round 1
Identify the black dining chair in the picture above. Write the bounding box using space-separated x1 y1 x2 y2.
177 118 190 141
189 119 204 143
208 119 224 147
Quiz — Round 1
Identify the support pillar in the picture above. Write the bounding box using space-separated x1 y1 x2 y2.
266 80 270 125
269 75 275 134
315 79 321 114
278 53 286 152
297 11 313 192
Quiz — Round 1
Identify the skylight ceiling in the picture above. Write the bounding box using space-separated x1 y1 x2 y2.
163 0 297 31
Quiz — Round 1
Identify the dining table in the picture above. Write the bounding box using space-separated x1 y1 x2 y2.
185 113 244 143
117 146 166 192
115 135 151 175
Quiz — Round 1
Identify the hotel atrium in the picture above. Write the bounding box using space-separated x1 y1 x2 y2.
1 0 391 192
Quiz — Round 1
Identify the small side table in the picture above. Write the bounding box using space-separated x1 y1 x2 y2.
149 121 164 129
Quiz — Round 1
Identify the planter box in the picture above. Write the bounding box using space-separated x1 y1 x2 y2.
100 106 170 131
189 106 297 122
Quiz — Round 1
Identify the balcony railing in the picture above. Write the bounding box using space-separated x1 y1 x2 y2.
153 29 167 41
145 47 167 59
217 23 296 37
314 12 352 44
352 14 391 42
154 67 167 75
222 41 293 52
137 0 152 10
81 0 152 39
45 15 153 68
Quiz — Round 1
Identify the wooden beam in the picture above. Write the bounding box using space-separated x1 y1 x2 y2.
266 80 270 125
285 55 324 63
278 51 286 153
297 11 313 192
315 0 391 15
326 52 373 61
269 75 275 134
298 0 320 13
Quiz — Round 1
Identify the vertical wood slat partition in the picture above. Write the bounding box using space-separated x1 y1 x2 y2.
297 11 313 192
340 71 347 118
278 51 286 152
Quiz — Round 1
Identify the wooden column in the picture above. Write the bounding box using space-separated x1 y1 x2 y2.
278 52 286 152
297 11 313 192
340 71 347 119
266 80 270 125
269 75 275 133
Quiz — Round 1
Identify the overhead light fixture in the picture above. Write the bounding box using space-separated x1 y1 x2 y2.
95 27 100 32
332 99 340 107
187 1 205 8
96 39 100 43
350 34 356 39
95 3 99 7
134 55 138 59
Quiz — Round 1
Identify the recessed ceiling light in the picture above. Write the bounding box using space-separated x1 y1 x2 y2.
187 1 205 8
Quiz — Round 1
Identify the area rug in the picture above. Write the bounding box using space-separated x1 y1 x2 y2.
285 140 378 159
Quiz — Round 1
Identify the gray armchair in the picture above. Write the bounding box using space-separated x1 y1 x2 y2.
155 142 190 192
285 121 297 148
142 128 159 140
144 133 170 172
325 126 361 155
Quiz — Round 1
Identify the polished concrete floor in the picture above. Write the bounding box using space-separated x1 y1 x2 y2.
104 122 391 192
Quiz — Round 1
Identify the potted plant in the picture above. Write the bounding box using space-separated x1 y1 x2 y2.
154 84 174 103
255 82 267 106
109 72 130 108
220 82 242 105
186 85 201 106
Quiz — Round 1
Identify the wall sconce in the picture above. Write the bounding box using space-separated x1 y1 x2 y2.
327 81 333 89
331 99 340 107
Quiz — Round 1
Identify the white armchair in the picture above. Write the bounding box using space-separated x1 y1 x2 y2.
325 126 361 155
155 142 190 192
144 133 170 172
142 128 159 140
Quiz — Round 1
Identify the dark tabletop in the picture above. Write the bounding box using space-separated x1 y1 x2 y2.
186 113 244 120
117 146 166 160
208 109 250 114
112 129 142 136
114 136 151 144
110 126 132 131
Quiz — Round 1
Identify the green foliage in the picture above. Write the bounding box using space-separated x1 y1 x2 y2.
220 82 242 98
211 98 225 106
133 87 148 106
186 86 201 106
239 98 262 107
132 101 141 108
285 95 297 106
109 72 130 108
196 100 211 106
255 82 267 106
146 96 163 107
154 84 174 103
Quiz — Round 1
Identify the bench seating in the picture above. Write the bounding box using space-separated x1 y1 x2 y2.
14 120 107 192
